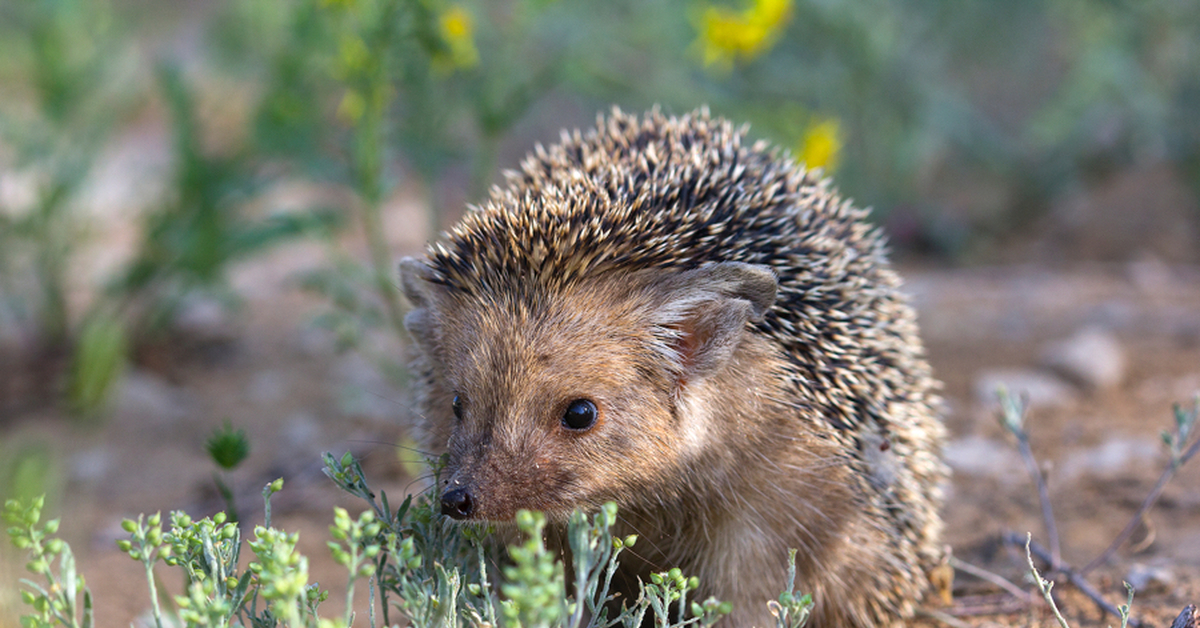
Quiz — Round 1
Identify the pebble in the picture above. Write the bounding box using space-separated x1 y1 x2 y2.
174 294 235 340
112 370 191 425
1059 436 1161 481
1124 563 1177 595
974 368 1077 411
1040 326 1126 391
70 447 112 483
942 435 1024 479
282 411 323 452
247 369 287 404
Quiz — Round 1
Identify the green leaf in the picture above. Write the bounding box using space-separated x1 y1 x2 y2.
65 312 128 417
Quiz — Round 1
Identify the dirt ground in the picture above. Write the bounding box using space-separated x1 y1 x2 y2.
2 189 1200 626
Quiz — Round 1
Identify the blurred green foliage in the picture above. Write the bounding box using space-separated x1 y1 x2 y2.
0 0 132 347
1 0 1198 414
114 63 341 336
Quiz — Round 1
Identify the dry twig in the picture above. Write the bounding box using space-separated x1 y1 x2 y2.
1080 397 1200 575
949 556 1033 603
1011 533 1143 628
997 388 1062 568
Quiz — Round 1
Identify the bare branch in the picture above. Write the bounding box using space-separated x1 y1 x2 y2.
1009 533 1144 628
1080 403 1200 575
949 556 1032 603
997 388 1061 568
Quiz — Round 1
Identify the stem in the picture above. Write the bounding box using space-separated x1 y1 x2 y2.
1024 534 1070 628
213 473 240 525
344 552 358 628
358 194 406 339
469 131 500 203
369 574 377 628
33 180 73 345
478 542 497 627
1015 432 1061 568
143 557 164 628
352 91 406 341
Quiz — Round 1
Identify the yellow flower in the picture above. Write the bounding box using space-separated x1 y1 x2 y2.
696 0 792 68
796 117 842 171
334 34 371 80
434 5 479 72
337 89 366 124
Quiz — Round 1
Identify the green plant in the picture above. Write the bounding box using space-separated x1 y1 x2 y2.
3 496 93 628
112 63 340 342
0 0 130 348
767 550 813 628
205 420 252 523
6 452 760 628
0 0 137 415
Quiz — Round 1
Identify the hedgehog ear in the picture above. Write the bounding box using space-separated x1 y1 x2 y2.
398 257 442 341
651 262 777 382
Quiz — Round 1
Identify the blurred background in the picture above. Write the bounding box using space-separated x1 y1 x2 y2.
2 0 1199 625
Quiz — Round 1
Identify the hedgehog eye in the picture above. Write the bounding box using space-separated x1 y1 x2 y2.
562 399 598 431
452 395 463 421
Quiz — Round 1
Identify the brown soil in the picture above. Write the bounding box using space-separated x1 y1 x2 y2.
2 243 1199 626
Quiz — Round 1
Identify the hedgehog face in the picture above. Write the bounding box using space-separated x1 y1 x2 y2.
411 275 682 522
401 258 779 523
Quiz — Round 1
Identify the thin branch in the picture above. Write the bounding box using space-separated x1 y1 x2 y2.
915 607 975 628
1079 433 1200 575
1009 533 1143 628
1024 533 1071 628
940 595 1029 617
997 388 1061 568
1016 431 1062 568
949 556 1033 603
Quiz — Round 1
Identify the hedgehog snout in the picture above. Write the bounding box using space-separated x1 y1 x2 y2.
441 487 474 519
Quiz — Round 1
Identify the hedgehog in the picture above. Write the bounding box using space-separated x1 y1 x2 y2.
399 108 947 627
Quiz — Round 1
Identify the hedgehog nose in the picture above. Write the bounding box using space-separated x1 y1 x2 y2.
441 487 474 519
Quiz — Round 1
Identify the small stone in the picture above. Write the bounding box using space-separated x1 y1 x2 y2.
174 294 234 340
247 370 286 404
1040 326 1126 391
974 368 1077 411
70 447 112 483
113 370 190 424
1059 436 1160 481
942 436 1024 478
1124 563 1176 595
283 412 322 451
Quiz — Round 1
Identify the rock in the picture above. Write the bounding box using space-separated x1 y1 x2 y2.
1059 436 1161 481
974 368 1077 411
943 435 1024 479
1124 563 1176 595
282 411 322 452
113 370 191 425
247 369 287 405
174 294 235 340
70 447 112 483
1040 326 1126 391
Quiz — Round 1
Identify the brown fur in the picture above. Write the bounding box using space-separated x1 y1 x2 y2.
400 108 947 627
